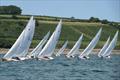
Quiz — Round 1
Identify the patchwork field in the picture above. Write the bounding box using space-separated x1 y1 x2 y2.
0 15 119 49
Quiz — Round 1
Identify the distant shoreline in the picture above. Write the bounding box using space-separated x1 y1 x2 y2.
0 48 120 54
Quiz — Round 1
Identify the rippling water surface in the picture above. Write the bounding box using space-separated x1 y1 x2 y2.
0 54 120 80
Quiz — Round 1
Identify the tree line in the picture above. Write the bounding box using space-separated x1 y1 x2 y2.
0 5 22 15
0 5 119 30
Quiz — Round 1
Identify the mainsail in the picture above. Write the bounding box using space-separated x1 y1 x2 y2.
66 34 83 57
79 28 102 58
17 20 35 57
38 20 62 58
3 16 35 58
55 40 68 56
98 36 110 57
102 31 119 57
29 31 50 57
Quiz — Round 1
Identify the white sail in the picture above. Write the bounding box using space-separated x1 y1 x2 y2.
79 28 102 58
18 20 35 57
38 20 62 58
3 29 26 58
29 31 50 57
3 16 35 58
66 34 83 57
102 31 119 57
98 36 110 57
55 40 68 56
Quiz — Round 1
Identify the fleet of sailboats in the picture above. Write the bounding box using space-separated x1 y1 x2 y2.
1 16 119 61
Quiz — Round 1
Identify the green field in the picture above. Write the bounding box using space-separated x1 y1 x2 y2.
0 15 120 49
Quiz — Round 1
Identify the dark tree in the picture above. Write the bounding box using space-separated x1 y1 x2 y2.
0 5 22 15
89 17 100 22
70 16 75 22
101 19 109 24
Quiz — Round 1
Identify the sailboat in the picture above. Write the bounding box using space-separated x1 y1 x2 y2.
55 40 68 56
66 34 83 58
28 31 50 58
98 36 110 58
79 28 102 59
3 16 35 61
37 20 62 60
102 31 119 58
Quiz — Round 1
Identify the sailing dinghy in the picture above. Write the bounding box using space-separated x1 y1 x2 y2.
37 20 62 60
79 28 102 59
66 34 83 58
102 31 119 58
2 16 35 61
98 36 110 58
28 31 50 58
55 40 68 56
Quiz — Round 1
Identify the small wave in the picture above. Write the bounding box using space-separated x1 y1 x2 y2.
56 62 70 66
91 69 107 73
61 63 70 66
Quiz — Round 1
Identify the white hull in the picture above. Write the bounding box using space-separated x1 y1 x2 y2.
78 56 90 60
38 56 54 60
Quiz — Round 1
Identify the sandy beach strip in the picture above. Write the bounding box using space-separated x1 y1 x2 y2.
0 48 120 54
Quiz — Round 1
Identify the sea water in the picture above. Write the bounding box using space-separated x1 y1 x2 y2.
0 53 120 80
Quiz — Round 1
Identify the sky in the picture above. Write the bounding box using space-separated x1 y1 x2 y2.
0 0 120 22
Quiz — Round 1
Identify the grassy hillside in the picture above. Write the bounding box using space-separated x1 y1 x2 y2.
0 15 120 49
